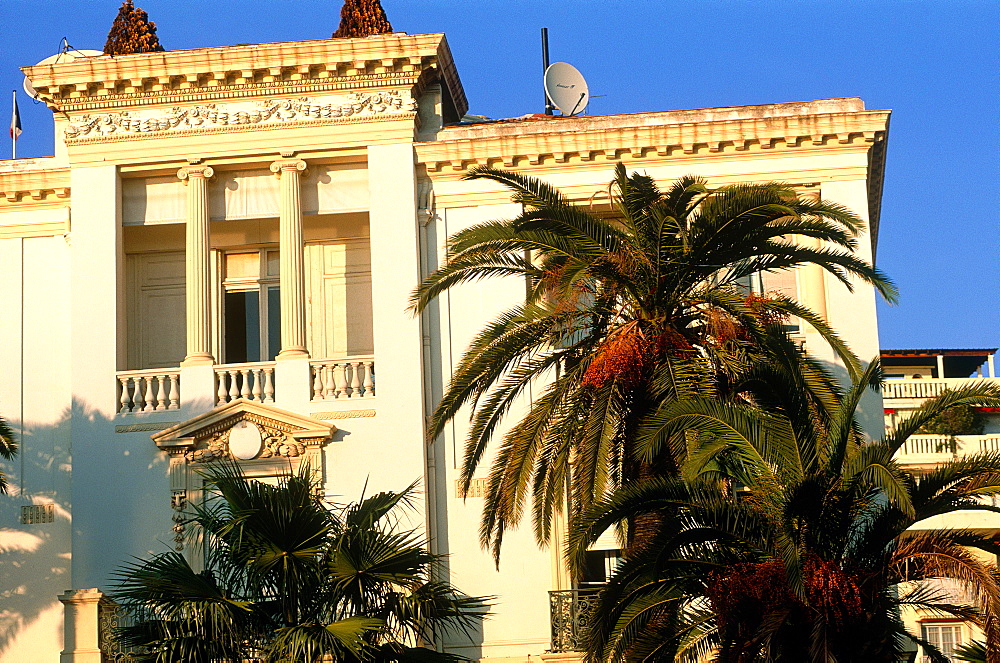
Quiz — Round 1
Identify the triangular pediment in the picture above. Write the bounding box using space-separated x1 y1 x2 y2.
152 399 336 462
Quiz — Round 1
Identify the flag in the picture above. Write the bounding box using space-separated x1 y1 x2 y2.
10 92 22 141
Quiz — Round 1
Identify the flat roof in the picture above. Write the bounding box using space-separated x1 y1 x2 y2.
881 349 997 357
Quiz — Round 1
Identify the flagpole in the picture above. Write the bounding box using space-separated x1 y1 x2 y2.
10 90 16 160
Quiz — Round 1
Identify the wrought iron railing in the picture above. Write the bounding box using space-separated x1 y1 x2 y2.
98 597 137 663
549 588 601 653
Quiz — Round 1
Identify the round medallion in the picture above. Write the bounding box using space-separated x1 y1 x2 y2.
228 421 263 460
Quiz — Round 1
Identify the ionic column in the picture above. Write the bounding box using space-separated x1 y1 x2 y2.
177 165 215 366
271 158 310 360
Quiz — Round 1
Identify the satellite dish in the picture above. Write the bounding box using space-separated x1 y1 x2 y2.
544 62 589 116
23 77 40 101
23 49 103 101
32 49 104 66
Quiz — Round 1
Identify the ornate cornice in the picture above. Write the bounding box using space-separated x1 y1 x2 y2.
416 107 891 174
152 398 336 447
312 409 376 420
115 422 179 434
0 167 71 207
22 33 467 118
65 92 417 143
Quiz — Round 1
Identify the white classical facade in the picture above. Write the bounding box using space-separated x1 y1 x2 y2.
0 32 891 662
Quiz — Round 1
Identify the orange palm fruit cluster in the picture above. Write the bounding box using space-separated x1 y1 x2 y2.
332 0 393 38
104 1 164 56
706 560 795 629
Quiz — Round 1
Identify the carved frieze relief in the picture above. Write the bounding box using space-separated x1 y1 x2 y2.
64 91 417 140
186 418 306 463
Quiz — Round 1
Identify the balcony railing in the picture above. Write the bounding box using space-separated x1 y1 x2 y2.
117 356 376 414
215 362 276 405
895 434 1000 465
117 368 180 414
549 588 601 653
883 377 1000 400
310 357 375 401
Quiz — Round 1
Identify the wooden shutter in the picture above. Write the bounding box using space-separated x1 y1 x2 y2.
304 238 373 359
126 251 186 369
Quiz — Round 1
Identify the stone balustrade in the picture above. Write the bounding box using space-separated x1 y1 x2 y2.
215 362 276 405
117 356 378 413
117 368 181 414
311 357 375 400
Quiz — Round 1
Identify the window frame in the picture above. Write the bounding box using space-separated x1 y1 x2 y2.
221 247 281 364
920 620 964 662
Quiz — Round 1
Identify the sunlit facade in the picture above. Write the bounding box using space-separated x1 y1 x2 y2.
0 31 891 661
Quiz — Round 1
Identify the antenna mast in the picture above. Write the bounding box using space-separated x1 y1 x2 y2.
541 28 552 115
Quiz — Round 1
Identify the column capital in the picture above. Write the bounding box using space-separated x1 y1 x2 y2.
177 165 214 181
270 158 307 175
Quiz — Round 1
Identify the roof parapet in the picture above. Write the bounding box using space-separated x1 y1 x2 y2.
22 32 468 121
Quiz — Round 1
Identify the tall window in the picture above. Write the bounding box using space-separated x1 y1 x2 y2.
921 622 962 662
579 549 620 586
223 250 280 363
751 269 801 333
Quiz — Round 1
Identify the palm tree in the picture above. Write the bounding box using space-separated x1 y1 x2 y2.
956 640 988 663
570 366 1000 662
412 164 896 558
112 463 488 662
0 416 16 494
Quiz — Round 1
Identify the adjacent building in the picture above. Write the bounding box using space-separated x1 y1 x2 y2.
0 30 891 661
885 348 1000 660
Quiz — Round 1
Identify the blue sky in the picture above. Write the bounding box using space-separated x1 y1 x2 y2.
2 0 996 352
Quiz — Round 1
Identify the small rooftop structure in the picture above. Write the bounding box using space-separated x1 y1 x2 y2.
881 348 997 379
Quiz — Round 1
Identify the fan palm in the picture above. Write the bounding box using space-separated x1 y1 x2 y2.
570 365 1000 662
111 463 488 662
0 416 16 494
412 164 896 558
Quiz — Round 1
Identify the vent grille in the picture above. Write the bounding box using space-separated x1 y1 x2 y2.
455 478 489 498
21 504 55 525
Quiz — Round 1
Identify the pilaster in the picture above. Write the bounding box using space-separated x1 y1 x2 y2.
367 143 426 521
58 588 103 663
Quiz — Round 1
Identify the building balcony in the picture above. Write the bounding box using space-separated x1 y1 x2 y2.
116 355 375 415
893 434 1000 468
549 588 601 654
882 377 1000 403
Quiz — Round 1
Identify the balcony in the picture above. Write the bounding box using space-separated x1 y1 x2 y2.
116 355 375 415
117 368 181 414
894 434 1000 468
549 588 601 653
882 377 1000 402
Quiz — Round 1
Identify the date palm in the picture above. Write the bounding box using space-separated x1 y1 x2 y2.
412 164 896 558
0 417 16 494
570 365 1000 662
112 463 487 662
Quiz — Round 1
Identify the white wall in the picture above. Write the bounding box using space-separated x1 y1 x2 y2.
0 232 73 662
423 203 556 658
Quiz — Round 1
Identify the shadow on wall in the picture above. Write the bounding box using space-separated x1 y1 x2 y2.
0 406 72 656
0 398 175 657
